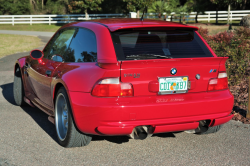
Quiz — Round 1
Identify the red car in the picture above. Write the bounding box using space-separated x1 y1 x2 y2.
14 18 234 148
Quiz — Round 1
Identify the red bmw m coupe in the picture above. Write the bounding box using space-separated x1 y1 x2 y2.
14 18 234 148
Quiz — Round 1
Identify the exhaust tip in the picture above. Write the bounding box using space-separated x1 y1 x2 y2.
129 126 153 140
135 127 148 140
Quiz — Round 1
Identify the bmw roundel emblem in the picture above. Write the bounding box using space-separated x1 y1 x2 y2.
170 68 177 75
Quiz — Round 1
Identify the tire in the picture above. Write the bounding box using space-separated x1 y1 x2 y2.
13 67 26 106
198 125 222 135
55 87 92 148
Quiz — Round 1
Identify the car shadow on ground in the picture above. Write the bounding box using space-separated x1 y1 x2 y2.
1 82 58 143
1 82 177 146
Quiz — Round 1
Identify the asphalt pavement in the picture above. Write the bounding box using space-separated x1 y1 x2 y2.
0 31 250 166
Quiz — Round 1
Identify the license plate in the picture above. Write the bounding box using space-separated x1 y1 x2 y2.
159 76 188 94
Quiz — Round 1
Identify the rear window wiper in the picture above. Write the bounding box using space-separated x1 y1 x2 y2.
126 54 173 60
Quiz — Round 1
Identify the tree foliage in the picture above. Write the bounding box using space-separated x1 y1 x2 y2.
46 0 69 14
0 0 30 15
123 0 154 12
2 0 250 15
68 0 103 14
99 0 128 14
210 0 242 5
149 0 179 15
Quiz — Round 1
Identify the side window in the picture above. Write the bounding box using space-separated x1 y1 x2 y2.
45 28 76 60
65 28 97 62
43 33 59 59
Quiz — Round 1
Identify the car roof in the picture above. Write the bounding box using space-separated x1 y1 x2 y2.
64 18 198 32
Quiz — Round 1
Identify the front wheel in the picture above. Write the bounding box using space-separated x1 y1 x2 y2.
55 87 92 148
13 67 26 106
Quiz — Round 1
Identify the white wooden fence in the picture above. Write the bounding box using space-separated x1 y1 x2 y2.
0 10 249 25
141 10 250 22
0 14 126 25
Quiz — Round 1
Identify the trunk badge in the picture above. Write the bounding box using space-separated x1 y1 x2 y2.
170 68 177 75
196 74 201 80
124 73 140 78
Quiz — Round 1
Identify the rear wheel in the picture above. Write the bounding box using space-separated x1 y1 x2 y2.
198 125 222 135
13 67 26 106
55 87 92 148
185 120 223 135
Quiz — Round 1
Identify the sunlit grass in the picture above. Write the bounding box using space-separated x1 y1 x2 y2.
0 24 62 32
0 34 41 58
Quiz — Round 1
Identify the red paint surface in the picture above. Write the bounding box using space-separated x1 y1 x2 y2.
153 122 199 134
16 19 234 136
210 114 234 127
68 90 233 135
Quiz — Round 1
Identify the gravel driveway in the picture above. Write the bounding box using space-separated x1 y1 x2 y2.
0 32 249 166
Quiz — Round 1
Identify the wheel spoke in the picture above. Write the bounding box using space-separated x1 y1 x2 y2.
55 93 69 141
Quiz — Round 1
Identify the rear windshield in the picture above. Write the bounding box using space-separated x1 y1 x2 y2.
112 30 213 60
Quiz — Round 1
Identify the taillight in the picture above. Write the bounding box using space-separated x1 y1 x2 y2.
208 72 228 91
91 78 133 97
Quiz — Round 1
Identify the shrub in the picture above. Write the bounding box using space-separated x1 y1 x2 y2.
236 26 250 38
203 28 250 86
197 27 209 41
198 27 250 86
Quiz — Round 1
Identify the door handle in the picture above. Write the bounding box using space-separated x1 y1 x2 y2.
46 70 52 76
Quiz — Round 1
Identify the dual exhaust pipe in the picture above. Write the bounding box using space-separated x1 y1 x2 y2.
131 120 210 139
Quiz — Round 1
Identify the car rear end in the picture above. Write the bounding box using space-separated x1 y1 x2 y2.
71 22 234 137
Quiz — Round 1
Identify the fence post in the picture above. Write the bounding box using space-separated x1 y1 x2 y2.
30 16 32 25
129 12 137 18
49 16 51 25
208 13 210 23
12 16 14 26
230 11 233 23
68 15 70 23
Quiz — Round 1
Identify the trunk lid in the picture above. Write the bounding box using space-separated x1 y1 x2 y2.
120 57 227 96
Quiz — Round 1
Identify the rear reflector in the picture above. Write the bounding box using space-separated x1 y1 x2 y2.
218 72 227 78
208 72 228 91
92 78 133 97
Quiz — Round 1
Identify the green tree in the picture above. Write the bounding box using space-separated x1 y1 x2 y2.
0 0 30 15
68 0 103 19
149 0 179 19
98 0 128 14
123 0 155 18
149 0 200 23
46 0 69 14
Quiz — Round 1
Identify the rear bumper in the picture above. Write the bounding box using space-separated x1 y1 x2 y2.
68 90 234 135
97 114 233 135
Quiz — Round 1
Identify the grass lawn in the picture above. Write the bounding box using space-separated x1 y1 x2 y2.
0 34 41 58
186 20 240 25
193 25 231 35
0 24 62 32
186 24 241 35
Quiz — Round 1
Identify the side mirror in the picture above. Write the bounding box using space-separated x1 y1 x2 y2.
30 50 44 59
51 55 64 62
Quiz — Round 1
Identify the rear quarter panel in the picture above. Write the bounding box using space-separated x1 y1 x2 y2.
52 62 121 93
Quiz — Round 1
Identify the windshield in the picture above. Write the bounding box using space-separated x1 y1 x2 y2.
112 30 213 60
